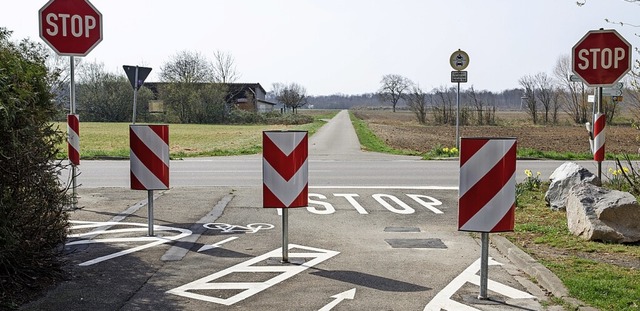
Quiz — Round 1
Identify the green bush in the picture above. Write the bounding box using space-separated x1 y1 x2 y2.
226 109 313 125
0 28 70 309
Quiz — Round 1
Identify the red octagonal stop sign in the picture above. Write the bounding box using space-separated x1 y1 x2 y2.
39 0 103 56
572 29 631 87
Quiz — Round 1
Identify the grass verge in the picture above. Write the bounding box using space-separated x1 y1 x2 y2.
349 111 422 156
54 111 336 159
508 184 640 310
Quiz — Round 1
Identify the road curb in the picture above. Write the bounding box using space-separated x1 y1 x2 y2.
490 235 598 310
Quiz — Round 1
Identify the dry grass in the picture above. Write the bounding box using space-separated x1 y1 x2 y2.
352 110 640 155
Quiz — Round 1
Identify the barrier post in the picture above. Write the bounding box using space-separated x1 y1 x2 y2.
130 124 170 236
459 137 517 299
262 130 308 263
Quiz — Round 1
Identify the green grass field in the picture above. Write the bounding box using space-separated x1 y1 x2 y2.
55 111 335 159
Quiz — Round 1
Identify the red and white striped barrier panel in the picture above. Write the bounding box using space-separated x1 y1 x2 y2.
67 114 80 165
130 125 169 190
593 112 605 161
263 131 308 208
459 138 517 233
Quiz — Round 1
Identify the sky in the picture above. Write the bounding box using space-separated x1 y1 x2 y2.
1 0 639 95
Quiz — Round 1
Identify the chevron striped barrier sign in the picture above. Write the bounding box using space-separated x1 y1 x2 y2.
459 138 517 233
130 125 170 190
262 131 308 208
67 114 80 165
593 113 605 161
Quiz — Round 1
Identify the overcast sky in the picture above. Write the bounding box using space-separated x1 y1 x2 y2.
1 0 638 95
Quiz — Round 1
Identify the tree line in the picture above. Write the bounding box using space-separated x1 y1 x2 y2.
49 50 309 124
365 55 640 126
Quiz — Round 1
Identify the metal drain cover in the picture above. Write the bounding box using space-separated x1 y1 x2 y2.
384 227 421 232
385 238 447 249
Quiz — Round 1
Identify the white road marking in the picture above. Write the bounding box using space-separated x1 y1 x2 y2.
197 237 238 253
423 257 534 311
167 244 339 306
67 220 192 266
318 288 356 311
310 186 457 190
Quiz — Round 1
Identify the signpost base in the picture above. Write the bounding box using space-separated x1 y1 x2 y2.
479 232 489 300
282 208 289 263
148 190 154 236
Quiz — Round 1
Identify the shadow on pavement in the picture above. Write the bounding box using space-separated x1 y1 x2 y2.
309 267 431 292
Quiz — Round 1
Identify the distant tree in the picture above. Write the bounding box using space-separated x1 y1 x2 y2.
554 55 589 124
44 53 80 119
0 28 69 307
159 51 227 123
431 85 457 125
533 72 555 124
76 61 153 122
272 82 307 113
212 50 240 83
407 85 428 124
378 74 412 112
519 75 538 124
466 85 495 125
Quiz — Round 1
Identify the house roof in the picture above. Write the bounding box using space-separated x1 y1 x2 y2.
142 82 267 99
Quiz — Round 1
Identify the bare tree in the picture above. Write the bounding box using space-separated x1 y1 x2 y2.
44 52 84 117
273 82 307 113
534 72 555 124
159 50 227 123
212 50 240 83
76 61 153 122
407 85 428 124
431 85 457 125
554 55 589 124
467 85 495 125
160 50 213 83
378 74 411 112
519 75 538 124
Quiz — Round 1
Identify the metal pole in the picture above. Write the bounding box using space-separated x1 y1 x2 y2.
597 86 603 180
132 66 139 124
282 208 289 262
148 190 154 236
479 232 489 299
456 82 460 149
70 56 77 209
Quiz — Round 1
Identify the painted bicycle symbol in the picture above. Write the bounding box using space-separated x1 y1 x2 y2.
203 223 274 234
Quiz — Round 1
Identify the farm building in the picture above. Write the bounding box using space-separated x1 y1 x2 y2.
143 82 278 113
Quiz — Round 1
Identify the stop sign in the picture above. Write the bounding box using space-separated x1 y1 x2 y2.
572 29 631 87
39 0 102 56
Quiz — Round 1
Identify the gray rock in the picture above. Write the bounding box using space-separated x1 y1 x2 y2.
566 183 640 243
544 162 600 211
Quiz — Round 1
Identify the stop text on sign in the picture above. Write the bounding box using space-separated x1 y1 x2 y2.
44 13 97 38
576 47 626 70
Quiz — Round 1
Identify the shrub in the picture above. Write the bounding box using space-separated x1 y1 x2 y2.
0 28 70 308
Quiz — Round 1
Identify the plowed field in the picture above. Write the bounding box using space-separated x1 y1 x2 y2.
352 110 639 155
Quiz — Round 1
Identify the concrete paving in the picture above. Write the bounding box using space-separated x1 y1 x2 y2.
22 110 596 310
19 186 590 311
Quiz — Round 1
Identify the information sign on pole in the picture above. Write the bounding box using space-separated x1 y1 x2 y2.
123 66 152 124
451 71 468 83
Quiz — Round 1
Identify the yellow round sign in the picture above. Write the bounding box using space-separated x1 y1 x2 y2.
450 50 469 71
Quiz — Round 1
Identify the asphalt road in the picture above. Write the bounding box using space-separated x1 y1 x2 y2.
34 110 597 310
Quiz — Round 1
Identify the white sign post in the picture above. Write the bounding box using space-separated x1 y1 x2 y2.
450 49 469 149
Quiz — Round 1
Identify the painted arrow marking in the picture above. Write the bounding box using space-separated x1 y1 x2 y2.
319 288 356 311
197 236 238 253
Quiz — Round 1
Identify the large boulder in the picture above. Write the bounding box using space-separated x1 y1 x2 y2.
566 182 640 243
545 162 600 211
